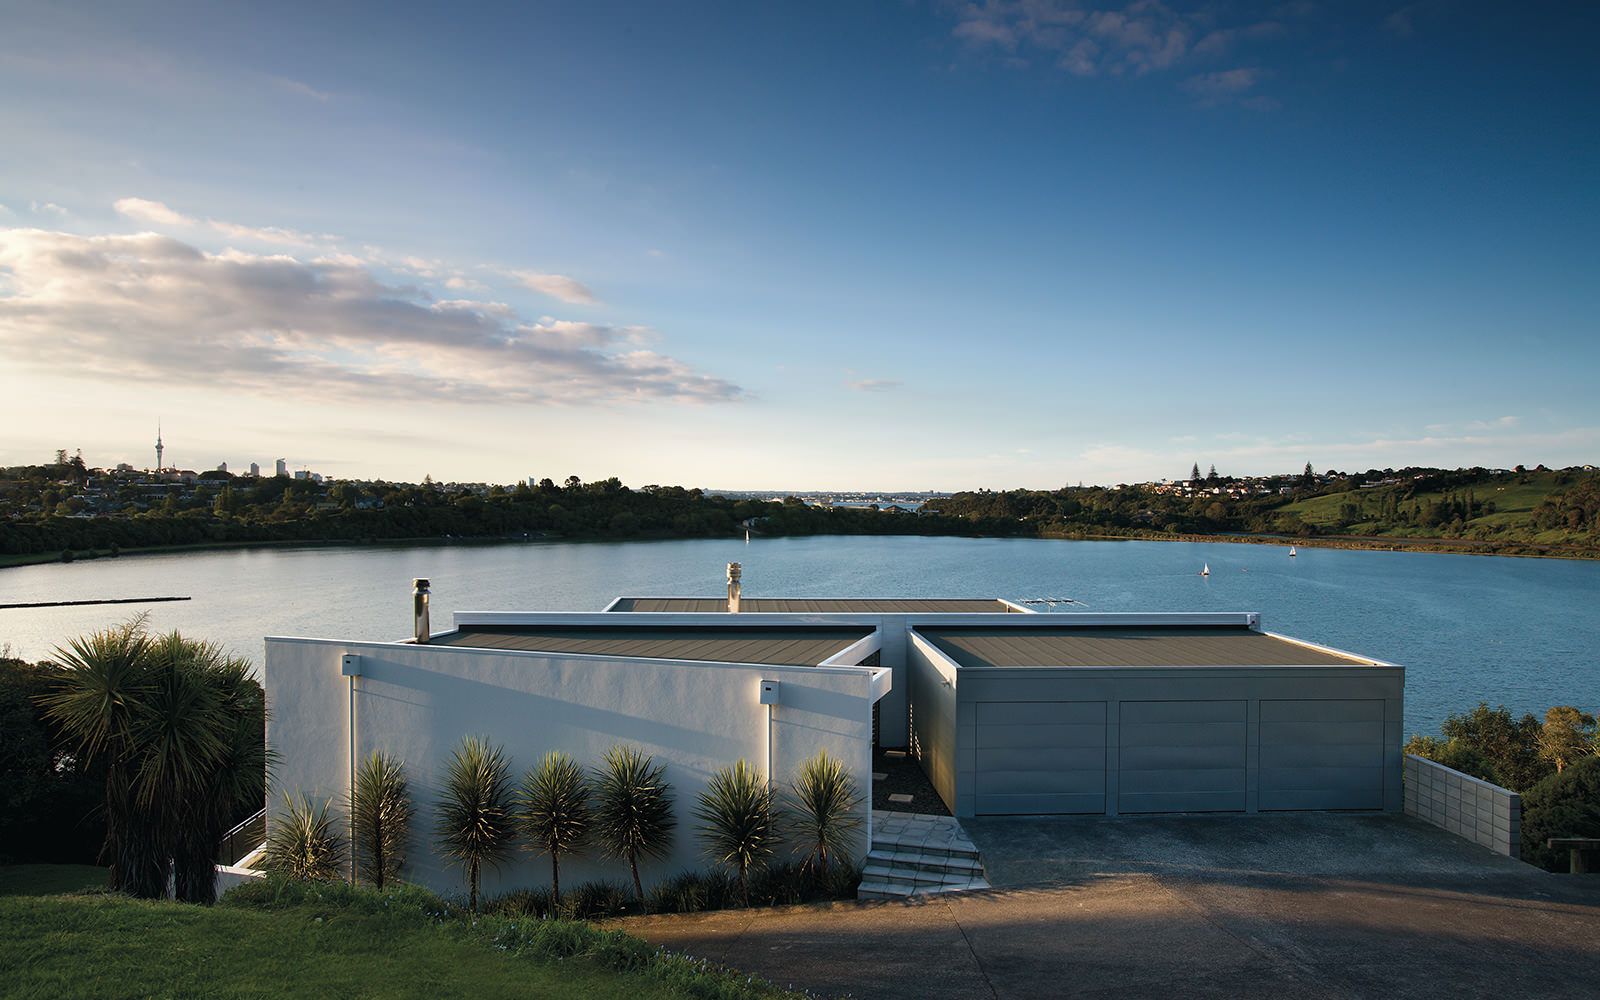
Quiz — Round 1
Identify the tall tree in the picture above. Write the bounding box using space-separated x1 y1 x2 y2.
1537 706 1596 774
41 619 267 902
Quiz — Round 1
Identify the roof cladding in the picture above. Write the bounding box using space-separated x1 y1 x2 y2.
433 625 873 666
918 625 1374 669
610 597 1018 613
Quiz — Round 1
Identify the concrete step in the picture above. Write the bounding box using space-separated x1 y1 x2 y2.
865 848 985 878
856 873 992 900
861 862 988 888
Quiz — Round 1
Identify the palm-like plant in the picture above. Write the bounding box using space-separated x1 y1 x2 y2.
39 618 161 896
435 736 517 912
41 619 270 902
265 793 345 881
350 750 412 889
592 744 675 901
785 750 862 881
517 751 590 904
694 759 774 899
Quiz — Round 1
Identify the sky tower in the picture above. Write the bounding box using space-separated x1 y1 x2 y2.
155 423 163 471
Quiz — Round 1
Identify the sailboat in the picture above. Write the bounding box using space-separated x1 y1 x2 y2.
1200 563 1210 576
1289 546 1297 557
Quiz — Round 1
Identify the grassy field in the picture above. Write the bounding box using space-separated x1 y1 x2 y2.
0 872 802 1000
1275 470 1597 553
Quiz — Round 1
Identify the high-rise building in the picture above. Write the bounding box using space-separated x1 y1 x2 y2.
249 462 260 477
275 458 288 476
155 423 164 471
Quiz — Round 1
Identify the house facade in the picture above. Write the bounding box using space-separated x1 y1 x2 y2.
262 583 1401 898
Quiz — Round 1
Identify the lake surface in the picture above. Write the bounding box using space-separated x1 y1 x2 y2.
3 535 1595 738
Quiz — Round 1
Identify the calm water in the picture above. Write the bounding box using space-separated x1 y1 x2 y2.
2 536 1595 737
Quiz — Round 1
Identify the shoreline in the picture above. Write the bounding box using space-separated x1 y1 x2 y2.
3 527 1595 571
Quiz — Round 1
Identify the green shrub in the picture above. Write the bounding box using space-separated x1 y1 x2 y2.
264 794 346 882
483 886 553 918
557 879 633 920
1520 755 1600 872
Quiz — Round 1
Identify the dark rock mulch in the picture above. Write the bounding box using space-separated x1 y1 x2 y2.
870 746 951 816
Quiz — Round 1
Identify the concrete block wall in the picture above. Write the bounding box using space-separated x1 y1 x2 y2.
1404 754 1520 858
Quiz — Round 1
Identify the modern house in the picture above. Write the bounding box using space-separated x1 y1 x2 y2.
263 570 1402 898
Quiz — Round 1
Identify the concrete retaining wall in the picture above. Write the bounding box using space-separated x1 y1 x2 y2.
1403 754 1520 858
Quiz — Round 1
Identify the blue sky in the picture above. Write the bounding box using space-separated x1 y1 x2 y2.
2 1 1595 490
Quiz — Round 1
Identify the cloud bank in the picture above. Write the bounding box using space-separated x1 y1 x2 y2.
0 228 743 406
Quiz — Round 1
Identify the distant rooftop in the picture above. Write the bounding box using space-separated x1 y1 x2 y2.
608 597 1020 614
432 624 873 666
917 624 1374 669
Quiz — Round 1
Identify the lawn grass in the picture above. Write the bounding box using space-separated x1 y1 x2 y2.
0 876 801 1000
0 864 108 896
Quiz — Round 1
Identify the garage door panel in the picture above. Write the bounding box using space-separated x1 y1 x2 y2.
976 701 1105 726
1119 744 1245 771
1120 722 1247 747
973 701 1107 815
977 746 1105 772
1260 699 1384 724
1120 767 1246 795
1119 789 1246 813
975 723 1106 750
1260 721 1385 746
975 792 1107 815
1263 743 1383 768
1259 699 1386 811
978 768 1106 796
1121 701 1246 725
1117 701 1246 814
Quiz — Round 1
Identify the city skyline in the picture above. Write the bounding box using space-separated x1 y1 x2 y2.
2 2 1595 490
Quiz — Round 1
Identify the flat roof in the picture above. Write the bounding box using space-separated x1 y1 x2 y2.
917 625 1373 669
432 625 873 666
610 597 1019 613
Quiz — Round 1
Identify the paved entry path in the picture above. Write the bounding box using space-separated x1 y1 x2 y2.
613 814 1600 1000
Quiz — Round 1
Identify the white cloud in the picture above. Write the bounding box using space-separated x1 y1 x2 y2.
115 197 198 226
208 219 337 246
848 378 902 392
115 196 337 245
511 270 595 304
0 228 743 407
0 204 13 217
30 201 68 216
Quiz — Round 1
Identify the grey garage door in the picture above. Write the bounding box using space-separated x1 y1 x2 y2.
1259 699 1386 810
974 701 1106 815
1118 700 1246 813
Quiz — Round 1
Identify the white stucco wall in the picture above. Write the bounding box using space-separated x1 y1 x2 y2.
264 637 878 901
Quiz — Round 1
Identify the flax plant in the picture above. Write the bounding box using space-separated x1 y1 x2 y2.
785 750 862 881
592 744 675 901
517 751 590 904
265 793 346 882
693 759 774 899
435 736 517 912
350 750 413 889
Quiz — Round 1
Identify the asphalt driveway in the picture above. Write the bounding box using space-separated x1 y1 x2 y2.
614 813 1600 999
